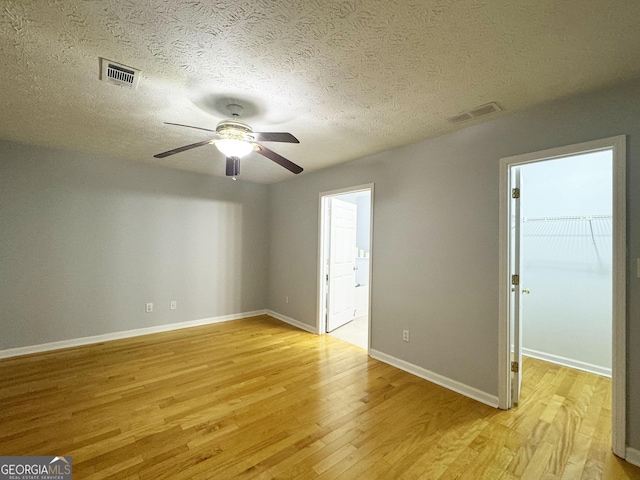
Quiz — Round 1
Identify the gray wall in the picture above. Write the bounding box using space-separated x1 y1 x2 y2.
356 194 371 255
0 141 269 349
268 78 640 449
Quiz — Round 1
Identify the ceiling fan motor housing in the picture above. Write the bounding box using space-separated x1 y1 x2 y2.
216 119 254 141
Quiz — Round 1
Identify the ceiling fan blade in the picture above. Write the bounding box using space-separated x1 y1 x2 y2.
154 139 213 158
226 156 240 176
255 144 303 174
165 122 217 133
252 132 299 143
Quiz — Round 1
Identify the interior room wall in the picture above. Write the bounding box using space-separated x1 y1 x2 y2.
356 195 371 255
0 141 270 350
355 194 371 287
338 191 372 286
520 153 613 373
268 78 640 449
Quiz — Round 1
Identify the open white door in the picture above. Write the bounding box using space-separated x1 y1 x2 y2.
327 198 357 332
511 168 524 406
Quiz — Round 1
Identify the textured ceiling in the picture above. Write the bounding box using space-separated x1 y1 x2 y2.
1 1 640 183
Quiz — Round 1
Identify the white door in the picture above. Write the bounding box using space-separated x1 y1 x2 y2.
327 198 357 332
511 168 524 405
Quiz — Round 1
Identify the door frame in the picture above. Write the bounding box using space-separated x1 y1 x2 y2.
497 135 626 457
317 184 374 352
511 168 524 406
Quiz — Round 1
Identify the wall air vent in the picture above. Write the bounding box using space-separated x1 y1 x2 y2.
99 58 140 90
447 102 502 125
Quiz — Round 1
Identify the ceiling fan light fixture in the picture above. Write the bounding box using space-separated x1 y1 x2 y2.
215 138 253 158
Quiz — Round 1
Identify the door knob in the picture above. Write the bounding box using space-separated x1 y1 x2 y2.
522 289 531 294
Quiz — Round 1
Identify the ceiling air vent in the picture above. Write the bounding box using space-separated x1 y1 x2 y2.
99 58 140 90
469 102 501 118
447 102 502 125
447 112 474 125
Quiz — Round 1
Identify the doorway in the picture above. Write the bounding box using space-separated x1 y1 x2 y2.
498 136 626 457
317 185 373 351
518 155 613 377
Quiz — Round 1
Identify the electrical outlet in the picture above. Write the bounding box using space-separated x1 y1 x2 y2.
145 303 153 313
285 296 289 304
403 330 410 342
170 301 177 310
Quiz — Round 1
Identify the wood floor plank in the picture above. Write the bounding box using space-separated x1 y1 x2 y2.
1 315 638 479
520 441 556 480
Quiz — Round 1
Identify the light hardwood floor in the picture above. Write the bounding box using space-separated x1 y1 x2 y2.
1 315 638 479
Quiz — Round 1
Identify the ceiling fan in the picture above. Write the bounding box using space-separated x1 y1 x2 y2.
154 104 303 179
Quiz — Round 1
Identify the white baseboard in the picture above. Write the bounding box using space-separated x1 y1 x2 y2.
0 310 267 359
266 310 317 334
626 447 640 467
369 349 499 408
522 348 611 378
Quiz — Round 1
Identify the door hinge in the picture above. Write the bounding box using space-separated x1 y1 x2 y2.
511 274 520 286
511 361 519 373
512 188 520 199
